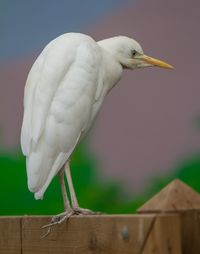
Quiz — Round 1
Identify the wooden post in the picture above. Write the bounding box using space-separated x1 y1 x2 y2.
2 179 200 253
138 179 200 254
0 214 181 254
21 214 181 254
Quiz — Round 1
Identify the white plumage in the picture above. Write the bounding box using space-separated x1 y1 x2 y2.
21 32 172 206
21 33 119 199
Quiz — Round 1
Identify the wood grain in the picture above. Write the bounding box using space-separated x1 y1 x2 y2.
180 211 200 254
22 215 155 254
0 214 181 254
142 214 182 254
0 216 21 254
138 179 200 254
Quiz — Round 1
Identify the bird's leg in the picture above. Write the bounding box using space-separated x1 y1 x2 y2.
59 167 71 212
42 161 100 237
64 162 79 209
49 167 73 221
41 167 73 237
64 161 96 215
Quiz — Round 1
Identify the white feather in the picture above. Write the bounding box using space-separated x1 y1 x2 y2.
21 33 123 199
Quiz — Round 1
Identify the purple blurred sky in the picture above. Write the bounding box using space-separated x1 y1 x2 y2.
0 0 200 191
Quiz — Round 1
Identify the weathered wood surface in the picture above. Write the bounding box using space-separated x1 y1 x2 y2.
0 217 21 254
0 214 181 254
180 211 200 254
138 179 200 254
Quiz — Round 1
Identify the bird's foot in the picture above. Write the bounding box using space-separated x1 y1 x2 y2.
41 210 74 238
41 208 101 238
73 207 97 215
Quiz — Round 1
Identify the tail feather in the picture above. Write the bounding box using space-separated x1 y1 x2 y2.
26 139 63 198
26 152 54 193
26 132 81 199
34 152 68 199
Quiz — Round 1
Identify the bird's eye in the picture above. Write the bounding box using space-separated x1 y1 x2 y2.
132 50 137 57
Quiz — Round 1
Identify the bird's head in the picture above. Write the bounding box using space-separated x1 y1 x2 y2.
98 36 173 70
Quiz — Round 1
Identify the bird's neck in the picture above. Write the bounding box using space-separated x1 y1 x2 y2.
100 48 123 94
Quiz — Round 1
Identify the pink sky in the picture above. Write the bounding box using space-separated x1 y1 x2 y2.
89 0 200 191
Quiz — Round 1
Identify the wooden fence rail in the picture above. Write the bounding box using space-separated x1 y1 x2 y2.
0 179 200 254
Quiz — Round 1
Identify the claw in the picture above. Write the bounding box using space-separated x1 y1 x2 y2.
73 208 103 215
41 210 73 238
41 208 101 238
41 227 51 239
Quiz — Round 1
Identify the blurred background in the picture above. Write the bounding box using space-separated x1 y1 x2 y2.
0 0 200 215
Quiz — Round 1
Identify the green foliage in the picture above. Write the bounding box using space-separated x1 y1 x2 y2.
0 142 199 215
138 153 200 204
175 154 200 192
0 141 129 215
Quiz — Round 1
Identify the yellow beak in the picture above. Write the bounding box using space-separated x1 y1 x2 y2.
142 54 174 69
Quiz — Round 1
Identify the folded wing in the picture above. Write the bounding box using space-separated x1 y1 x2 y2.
21 33 103 199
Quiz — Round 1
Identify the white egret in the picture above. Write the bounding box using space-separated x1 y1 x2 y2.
21 33 173 226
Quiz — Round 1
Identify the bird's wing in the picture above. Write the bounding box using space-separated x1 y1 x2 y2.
21 33 103 198
21 34 76 155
